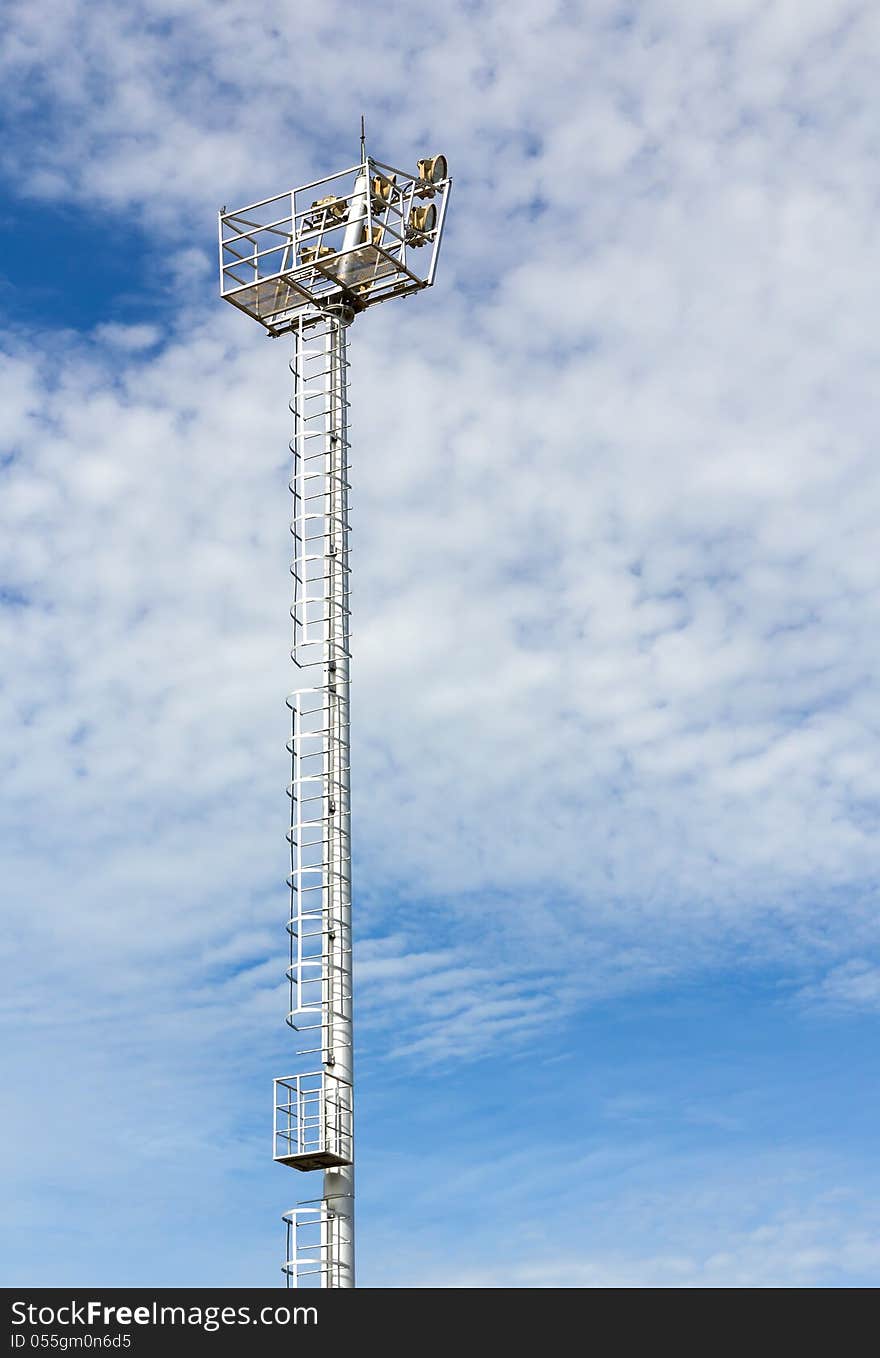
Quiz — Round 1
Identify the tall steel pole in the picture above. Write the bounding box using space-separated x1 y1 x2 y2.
285 308 354 1286
318 311 355 1282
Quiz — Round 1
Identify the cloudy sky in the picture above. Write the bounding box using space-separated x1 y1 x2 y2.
2 0 880 1287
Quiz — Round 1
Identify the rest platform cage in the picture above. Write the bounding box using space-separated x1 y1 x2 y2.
273 1071 353 1171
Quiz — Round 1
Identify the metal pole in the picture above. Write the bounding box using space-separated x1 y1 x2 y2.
321 308 354 1285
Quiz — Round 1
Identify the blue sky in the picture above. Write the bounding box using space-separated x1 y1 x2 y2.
2 0 880 1287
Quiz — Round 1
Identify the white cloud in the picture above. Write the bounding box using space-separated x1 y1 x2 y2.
92 322 161 351
798 959 880 1012
362 1138 880 1288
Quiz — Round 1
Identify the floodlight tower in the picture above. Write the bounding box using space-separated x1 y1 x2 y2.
218 138 451 1288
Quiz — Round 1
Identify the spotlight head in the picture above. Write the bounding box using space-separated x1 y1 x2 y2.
310 194 348 222
416 155 448 197
417 154 447 184
301 244 335 265
371 173 396 211
408 203 437 243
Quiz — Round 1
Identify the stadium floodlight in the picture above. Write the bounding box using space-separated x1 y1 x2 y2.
218 135 451 1288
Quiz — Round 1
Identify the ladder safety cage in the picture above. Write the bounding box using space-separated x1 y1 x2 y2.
285 311 353 1066
282 1205 353 1290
